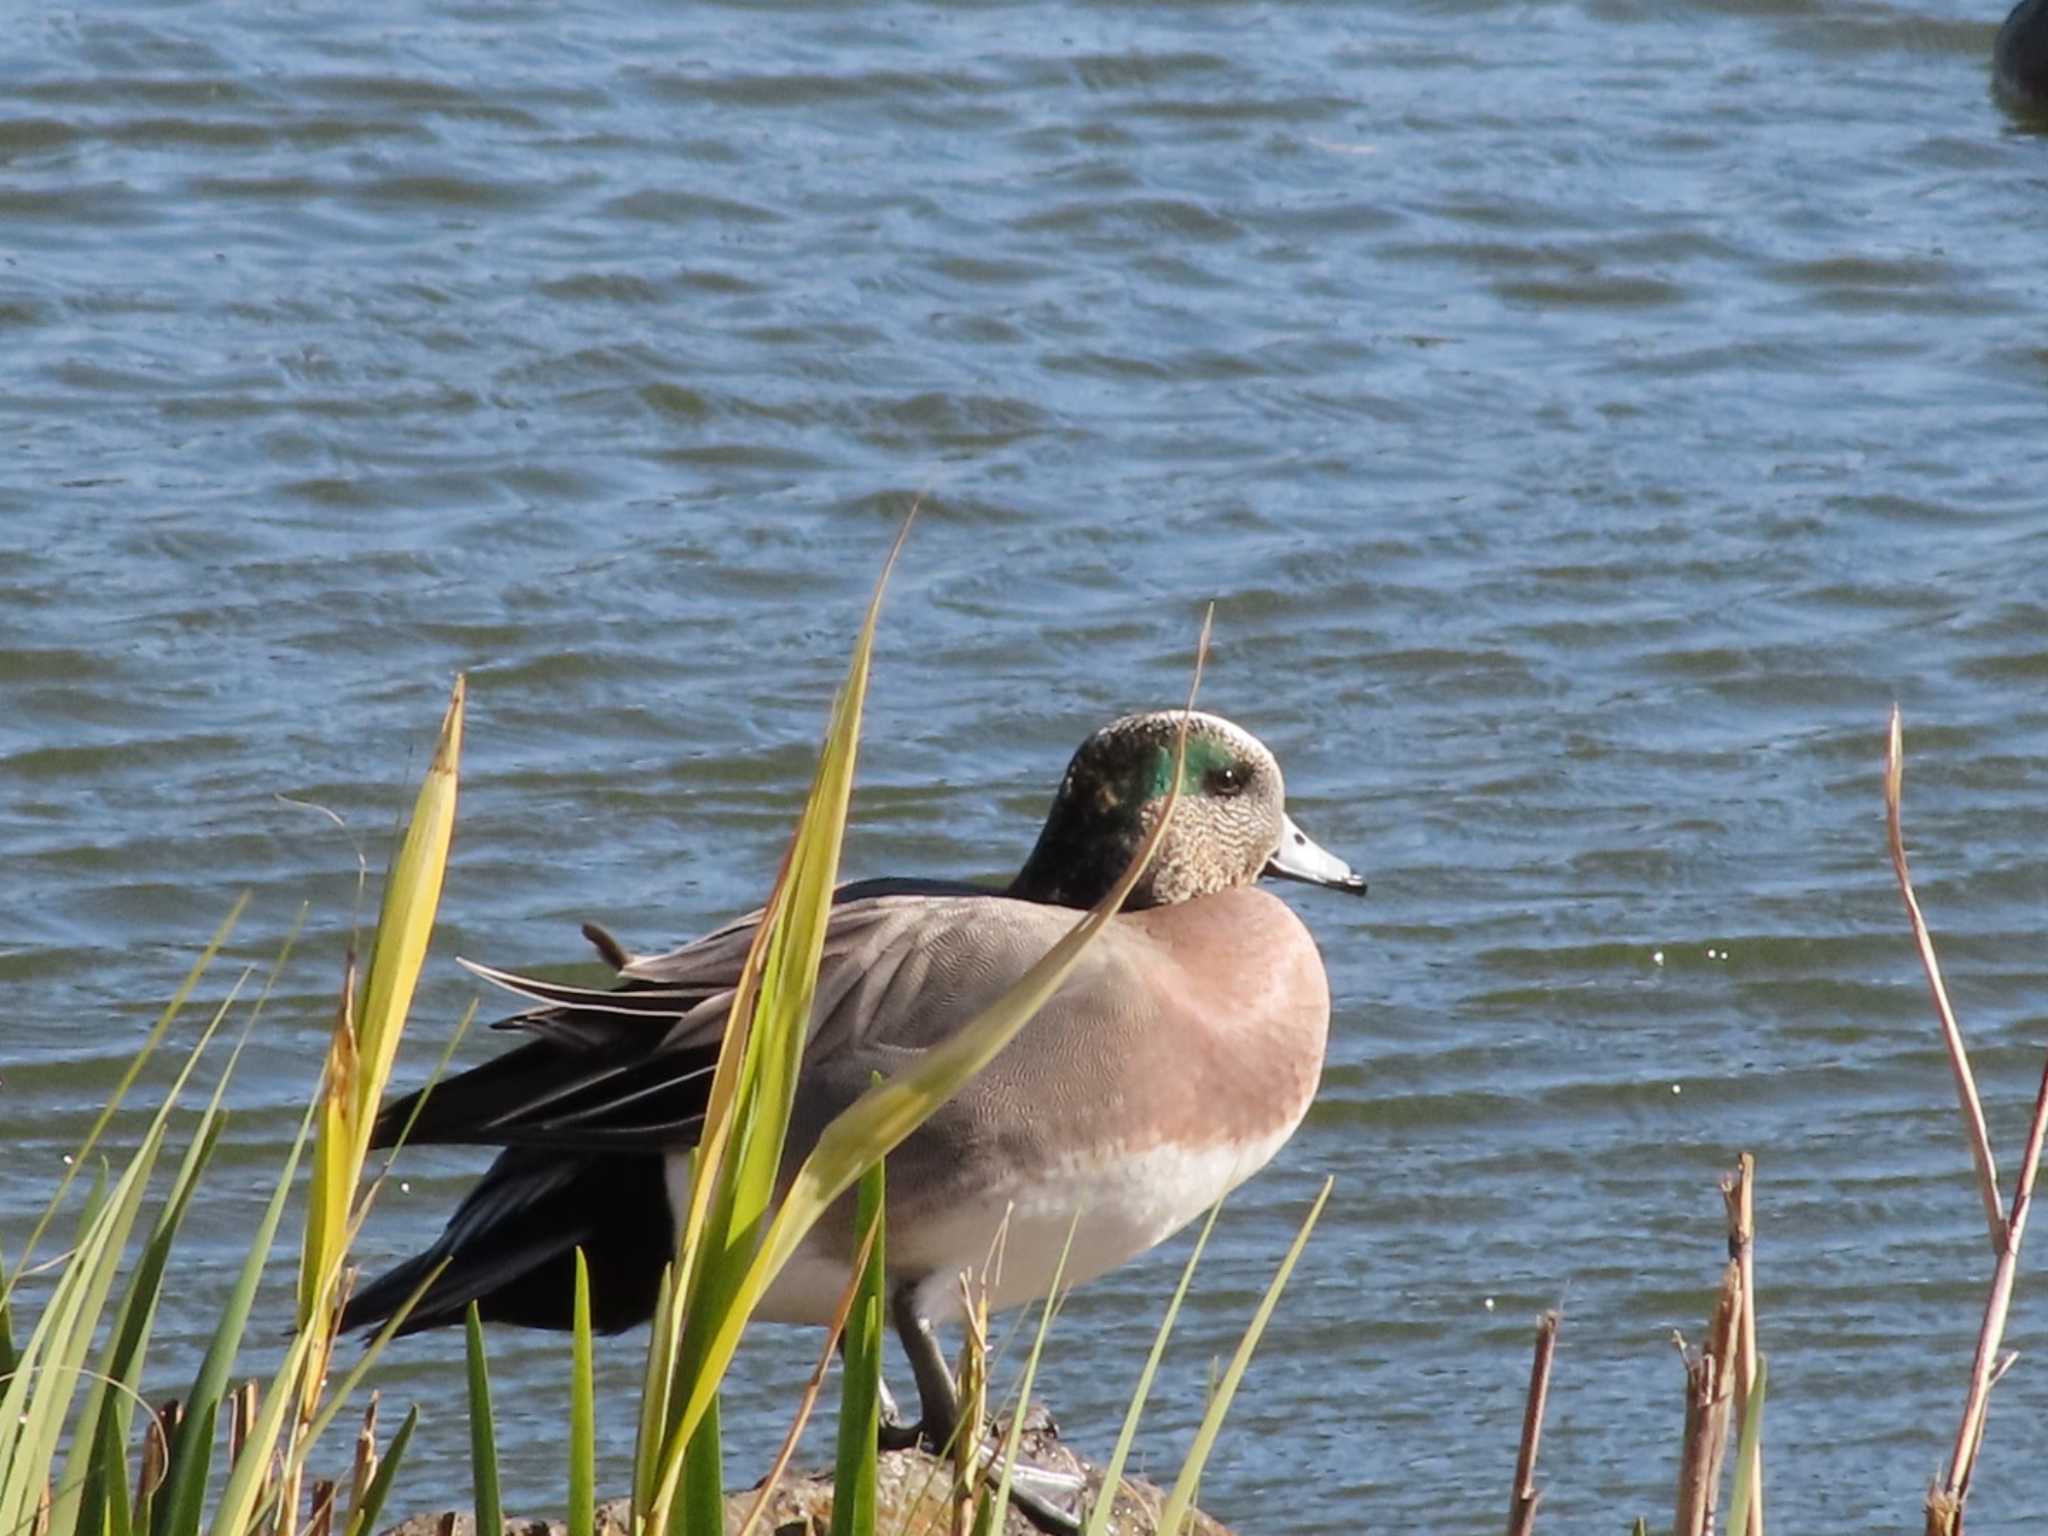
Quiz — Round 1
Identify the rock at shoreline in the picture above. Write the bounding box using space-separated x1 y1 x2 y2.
381 1409 1234 1536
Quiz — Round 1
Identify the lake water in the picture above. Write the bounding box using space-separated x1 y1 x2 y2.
6 1 2048 1529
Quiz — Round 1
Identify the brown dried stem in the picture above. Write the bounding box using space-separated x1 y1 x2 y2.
1885 706 2005 1252
1720 1155 1763 1536
1674 1262 1742 1536
1505 1309 1561 1536
1890 708 2048 1534
1927 1055 2048 1534
347 1394 380 1535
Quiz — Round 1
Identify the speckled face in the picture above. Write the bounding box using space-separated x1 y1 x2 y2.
1010 710 1364 911
1088 712 1290 903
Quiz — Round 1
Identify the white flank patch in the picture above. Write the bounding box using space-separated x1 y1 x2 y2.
687 1117 1304 1328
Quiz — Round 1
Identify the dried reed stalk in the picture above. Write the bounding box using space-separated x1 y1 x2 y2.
138 1397 182 1513
1674 1261 1741 1536
228 1379 258 1469
1720 1155 1763 1536
1888 708 2048 1534
1885 707 2005 1252
348 1394 380 1530
1505 1309 1561 1536
305 1479 336 1536
951 1271 991 1536
1926 1058 2048 1534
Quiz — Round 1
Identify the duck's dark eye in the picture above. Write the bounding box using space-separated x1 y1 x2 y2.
1204 762 1249 797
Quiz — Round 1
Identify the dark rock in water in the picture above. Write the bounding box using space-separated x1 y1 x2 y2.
1995 0 2048 108
380 1408 1234 1536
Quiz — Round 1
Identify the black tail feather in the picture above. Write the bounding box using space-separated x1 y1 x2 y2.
342 1151 672 1336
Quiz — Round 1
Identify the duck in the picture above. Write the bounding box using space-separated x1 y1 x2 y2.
1996 0 2048 108
344 708 1365 1466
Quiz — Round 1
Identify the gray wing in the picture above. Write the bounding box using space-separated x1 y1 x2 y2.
372 883 1086 1153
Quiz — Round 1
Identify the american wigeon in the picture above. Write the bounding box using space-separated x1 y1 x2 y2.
1997 0 2048 107
346 709 1363 1462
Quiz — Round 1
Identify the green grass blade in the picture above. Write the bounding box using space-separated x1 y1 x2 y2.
569 1252 594 1536
1157 1177 1332 1536
828 1161 885 1536
1725 1354 1767 1536
631 1262 677 1516
676 1399 721 1536
66 1111 226 1536
91 1392 132 1536
68 926 290 1536
343 1405 417 1536
0 895 246 1321
466 1304 502 1536
1081 1199 1225 1536
155 1097 315 1536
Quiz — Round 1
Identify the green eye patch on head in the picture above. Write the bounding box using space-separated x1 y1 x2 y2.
1141 736 1240 799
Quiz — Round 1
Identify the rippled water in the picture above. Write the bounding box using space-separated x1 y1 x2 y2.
8 1 2048 1529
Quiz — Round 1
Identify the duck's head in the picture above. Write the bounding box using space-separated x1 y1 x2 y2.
1009 710 1367 911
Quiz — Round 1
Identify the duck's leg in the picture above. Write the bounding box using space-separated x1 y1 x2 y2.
888 1281 960 1452
885 1283 1082 1536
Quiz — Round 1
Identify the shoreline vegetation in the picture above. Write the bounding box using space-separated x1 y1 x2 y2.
3 520 2043 1536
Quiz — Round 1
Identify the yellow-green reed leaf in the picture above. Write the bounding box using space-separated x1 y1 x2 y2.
646 522 911 1536
1082 1198 1225 1536
680 514 909 1306
657 696 1198 1484
465 1304 502 1536
1725 1355 1767 1536
0 894 246 1319
672 530 891 1531
0 1124 164 1536
342 1405 416 1536
828 1161 885 1536
299 964 359 1331
301 678 461 1375
569 1252 594 1536
1157 1176 1332 1536
351 674 463 1162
